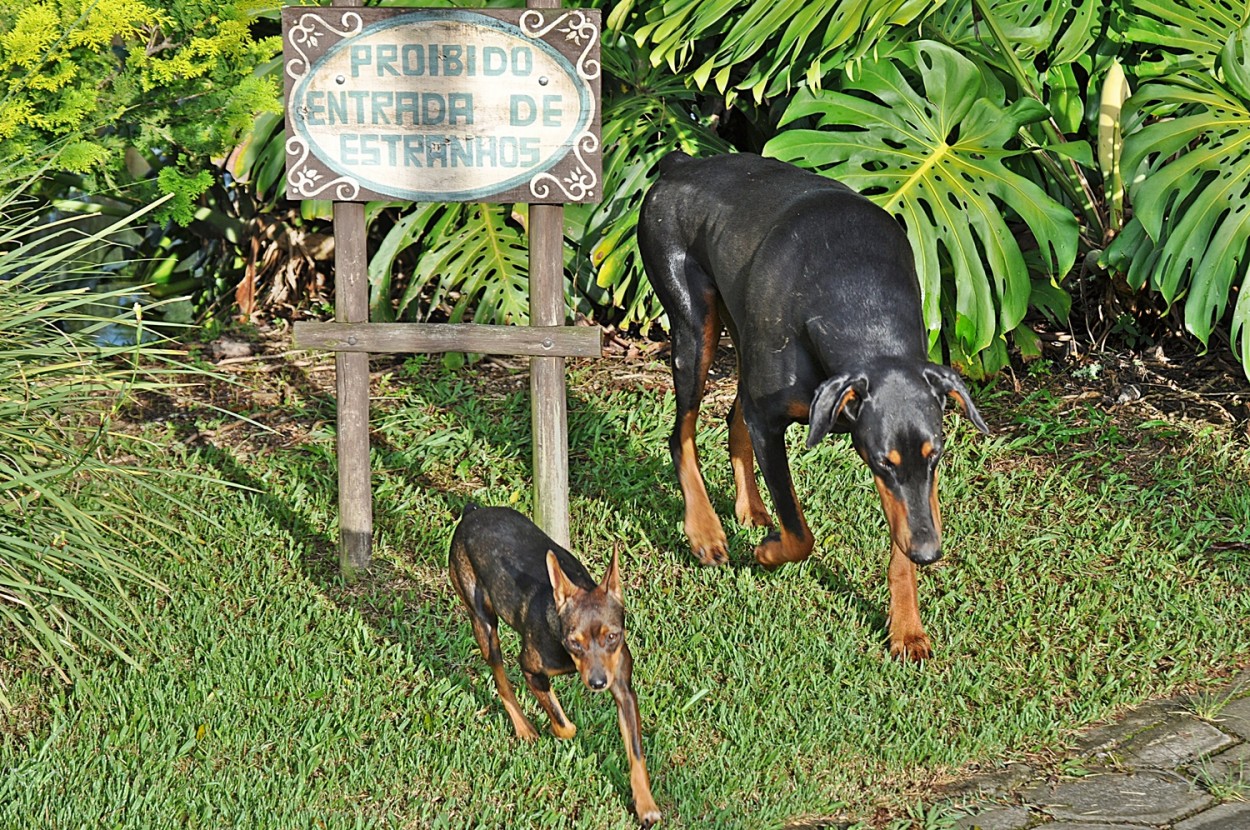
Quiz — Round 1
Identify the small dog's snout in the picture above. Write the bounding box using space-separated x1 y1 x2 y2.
587 674 608 691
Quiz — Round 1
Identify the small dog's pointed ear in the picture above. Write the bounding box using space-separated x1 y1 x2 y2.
601 548 622 602
924 364 990 434
547 550 578 609
807 374 868 447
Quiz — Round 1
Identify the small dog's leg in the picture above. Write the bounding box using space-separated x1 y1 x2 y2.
524 670 577 740
611 664 660 827
475 622 540 740
728 395 772 529
453 575 541 740
887 542 932 661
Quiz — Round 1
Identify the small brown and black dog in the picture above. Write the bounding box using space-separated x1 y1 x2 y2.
449 504 660 828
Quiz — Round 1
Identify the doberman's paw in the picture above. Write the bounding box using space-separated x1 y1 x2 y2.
735 500 773 529
754 532 811 570
691 541 728 566
513 721 541 742
551 721 577 740
686 523 729 565
889 631 933 662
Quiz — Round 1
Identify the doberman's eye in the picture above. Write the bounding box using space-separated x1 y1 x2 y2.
565 639 585 655
604 631 622 647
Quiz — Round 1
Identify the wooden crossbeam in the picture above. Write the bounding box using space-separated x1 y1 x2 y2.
293 321 603 358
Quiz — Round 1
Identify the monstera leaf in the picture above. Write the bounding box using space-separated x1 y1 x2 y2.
370 202 531 331
765 40 1078 364
931 0 1102 134
620 0 937 103
1105 27 1250 375
934 0 1100 66
567 37 731 333
1123 0 1250 77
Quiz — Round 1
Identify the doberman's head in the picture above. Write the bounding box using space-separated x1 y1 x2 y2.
546 550 627 692
807 362 989 566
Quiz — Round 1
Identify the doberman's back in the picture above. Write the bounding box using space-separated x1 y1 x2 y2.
639 152 927 365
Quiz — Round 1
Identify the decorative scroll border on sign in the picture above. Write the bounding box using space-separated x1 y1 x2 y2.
282 8 602 205
519 9 600 202
285 10 365 201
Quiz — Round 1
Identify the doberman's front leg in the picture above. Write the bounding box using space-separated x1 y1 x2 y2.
611 648 660 828
887 542 932 661
746 412 814 568
470 615 540 741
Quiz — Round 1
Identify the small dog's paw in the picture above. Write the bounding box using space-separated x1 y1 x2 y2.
635 800 661 828
889 632 932 662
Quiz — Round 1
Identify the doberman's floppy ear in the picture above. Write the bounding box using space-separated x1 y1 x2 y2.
807 374 868 448
924 364 990 434
600 548 622 603
547 550 580 610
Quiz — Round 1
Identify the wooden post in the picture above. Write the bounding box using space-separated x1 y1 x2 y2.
331 0 371 580
528 0 570 550
334 204 372 580
529 202 569 549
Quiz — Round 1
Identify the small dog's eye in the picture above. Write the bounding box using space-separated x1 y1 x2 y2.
604 631 622 647
566 639 584 655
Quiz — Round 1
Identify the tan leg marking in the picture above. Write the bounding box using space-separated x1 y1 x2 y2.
677 410 728 566
728 396 772 528
754 482 814 567
874 475 931 660
887 541 931 661
487 657 539 741
525 674 577 740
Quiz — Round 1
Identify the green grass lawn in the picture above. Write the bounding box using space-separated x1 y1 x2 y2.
2 353 1248 829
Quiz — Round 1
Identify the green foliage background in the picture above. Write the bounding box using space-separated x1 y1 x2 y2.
3 0 1250 377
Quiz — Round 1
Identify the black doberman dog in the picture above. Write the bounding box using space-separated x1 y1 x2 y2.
449 504 660 827
638 152 988 660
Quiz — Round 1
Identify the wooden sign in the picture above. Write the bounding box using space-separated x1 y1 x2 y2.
283 8 601 204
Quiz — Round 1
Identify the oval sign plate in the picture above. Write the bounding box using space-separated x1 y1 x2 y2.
283 8 601 204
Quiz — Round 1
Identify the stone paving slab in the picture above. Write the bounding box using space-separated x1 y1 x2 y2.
1216 696 1250 742
1191 742 1250 788
1073 700 1176 759
955 804 1033 830
1119 717 1235 768
937 669 1250 830
1023 771 1213 824
942 763 1037 801
1172 801 1250 830
1045 824 1155 829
